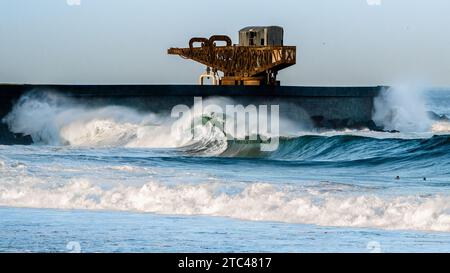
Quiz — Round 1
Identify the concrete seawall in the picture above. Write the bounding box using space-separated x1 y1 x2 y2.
0 84 383 144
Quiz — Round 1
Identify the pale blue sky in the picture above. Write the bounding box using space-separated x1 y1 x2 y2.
1 0 449 86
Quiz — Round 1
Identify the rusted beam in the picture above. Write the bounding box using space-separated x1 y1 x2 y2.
168 35 296 85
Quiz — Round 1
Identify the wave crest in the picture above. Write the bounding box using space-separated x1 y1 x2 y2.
3 90 450 160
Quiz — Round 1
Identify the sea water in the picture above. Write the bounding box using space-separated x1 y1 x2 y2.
1 87 450 253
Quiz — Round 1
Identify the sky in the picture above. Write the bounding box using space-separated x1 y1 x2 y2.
0 0 449 86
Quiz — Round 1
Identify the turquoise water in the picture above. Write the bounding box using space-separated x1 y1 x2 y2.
1 88 450 252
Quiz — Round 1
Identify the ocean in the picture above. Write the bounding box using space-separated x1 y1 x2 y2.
1 87 450 253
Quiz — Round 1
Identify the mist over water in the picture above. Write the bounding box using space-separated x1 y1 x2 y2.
373 86 433 132
1 87 450 238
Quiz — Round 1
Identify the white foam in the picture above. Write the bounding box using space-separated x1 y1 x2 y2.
373 86 432 132
0 178 449 232
0 155 6 169
3 91 311 154
297 128 447 140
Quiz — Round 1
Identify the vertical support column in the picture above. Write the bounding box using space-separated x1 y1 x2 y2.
199 67 219 85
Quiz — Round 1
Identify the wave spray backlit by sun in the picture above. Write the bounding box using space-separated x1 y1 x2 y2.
2 90 307 154
1 89 450 234
3 88 450 155
372 86 433 132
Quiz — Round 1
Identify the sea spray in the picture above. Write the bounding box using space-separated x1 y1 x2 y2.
2 90 306 154
373 86 432 132
2 91 216 149
0 176 449 232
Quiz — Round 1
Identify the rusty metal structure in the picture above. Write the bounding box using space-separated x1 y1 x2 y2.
168 26 296 86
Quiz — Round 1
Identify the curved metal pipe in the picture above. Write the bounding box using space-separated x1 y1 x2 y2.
209 35 232 47
189 37 210 49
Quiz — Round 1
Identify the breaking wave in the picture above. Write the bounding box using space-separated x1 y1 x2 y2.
3 90 450 161
2 92 191 148
1 91 304 155
1 88 450 233
0 174 449 232
2 92 234 154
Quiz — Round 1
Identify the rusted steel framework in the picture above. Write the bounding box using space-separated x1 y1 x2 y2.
168 35 296 86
